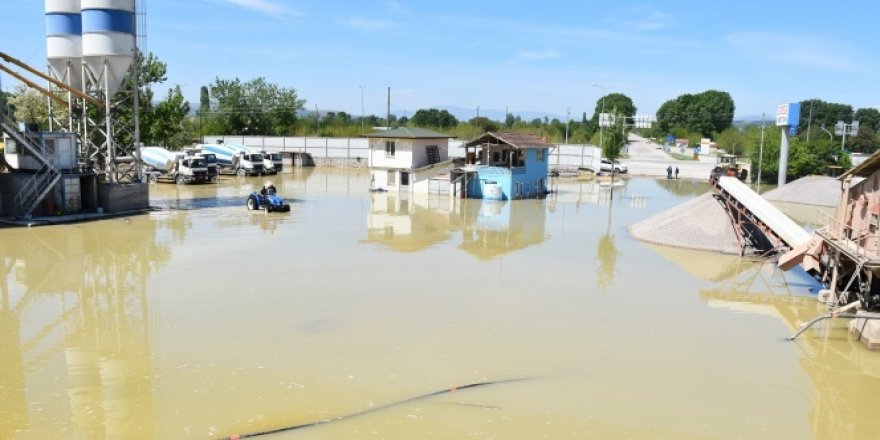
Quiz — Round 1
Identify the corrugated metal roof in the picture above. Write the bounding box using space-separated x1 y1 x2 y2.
840 150 880 180
462 131 555 149
362 127 450 139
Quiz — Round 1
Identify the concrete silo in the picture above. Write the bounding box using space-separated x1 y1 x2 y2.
81 0 135 97
45 0 83 89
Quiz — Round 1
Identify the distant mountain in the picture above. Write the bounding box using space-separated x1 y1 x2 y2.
434 105 567 123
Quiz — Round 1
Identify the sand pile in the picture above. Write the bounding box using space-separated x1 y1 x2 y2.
761 175 840 207
628 193 741 254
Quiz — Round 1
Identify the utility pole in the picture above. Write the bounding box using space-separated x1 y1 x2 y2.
386 86 390 129
359 85 365 134
593 84 608 149
806 99 814 143
758 112 765 188
565 107 570 144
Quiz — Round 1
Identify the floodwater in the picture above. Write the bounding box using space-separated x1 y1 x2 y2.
1 170 878 439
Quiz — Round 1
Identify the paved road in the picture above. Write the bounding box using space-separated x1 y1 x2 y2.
621 134 715 180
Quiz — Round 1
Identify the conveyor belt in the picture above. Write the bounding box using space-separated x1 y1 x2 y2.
716 176 811 249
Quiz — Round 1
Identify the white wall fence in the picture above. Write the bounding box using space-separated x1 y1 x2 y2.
203 136 601 169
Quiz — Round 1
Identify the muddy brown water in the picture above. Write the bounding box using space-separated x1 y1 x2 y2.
1 170 878 439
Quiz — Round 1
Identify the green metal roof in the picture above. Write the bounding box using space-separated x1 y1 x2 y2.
362 127 450 139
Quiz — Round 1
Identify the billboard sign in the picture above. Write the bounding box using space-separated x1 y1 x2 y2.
776 103 801 130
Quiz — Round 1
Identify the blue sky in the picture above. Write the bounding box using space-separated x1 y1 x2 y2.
3 0 879 120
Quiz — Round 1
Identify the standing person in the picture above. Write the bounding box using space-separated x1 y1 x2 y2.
666 165 673 179
675 166 680 179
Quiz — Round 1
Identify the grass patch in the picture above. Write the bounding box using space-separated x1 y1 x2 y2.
669 152 696 161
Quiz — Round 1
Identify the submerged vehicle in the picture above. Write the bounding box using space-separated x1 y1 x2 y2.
246 185 290 212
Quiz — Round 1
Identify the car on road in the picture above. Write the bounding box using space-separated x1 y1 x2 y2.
600 159 628 174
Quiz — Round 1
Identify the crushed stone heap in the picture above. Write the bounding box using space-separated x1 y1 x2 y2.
628 193 741 254
761 175 840 207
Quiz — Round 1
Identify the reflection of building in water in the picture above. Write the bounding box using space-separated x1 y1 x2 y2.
0 218 172 438
548 179 635 211
459 199 546 260
364 192 547 260
648 244 880 438
363 192 454 252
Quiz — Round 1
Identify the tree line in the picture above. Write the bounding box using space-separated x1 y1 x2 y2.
3 50 878 179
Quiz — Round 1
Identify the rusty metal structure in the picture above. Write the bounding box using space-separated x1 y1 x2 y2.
781 154 880 312
711 176 811 257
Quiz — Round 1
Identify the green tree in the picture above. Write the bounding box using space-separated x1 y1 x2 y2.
204 77 305 136
593 93 636 123
602 113 627 163
855 108 880 132
469 116 499 133
656 90 734 136
8 85 51 128
114 51 169 147
150 85 190 148
848 126 880 153
504 112 515 129
199 86 210 113
798 99 854 136
715 127 747 155
745 124 850 183
410 108 458 129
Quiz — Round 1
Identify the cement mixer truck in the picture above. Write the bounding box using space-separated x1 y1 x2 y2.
140 147 210 184
183 148 219 182
224 143 277 174
197 143 264 176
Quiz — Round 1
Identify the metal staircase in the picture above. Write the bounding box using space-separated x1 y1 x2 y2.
1 115 62 217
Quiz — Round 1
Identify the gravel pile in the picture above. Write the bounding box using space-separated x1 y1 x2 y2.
628 193 741 254
761 175 841 207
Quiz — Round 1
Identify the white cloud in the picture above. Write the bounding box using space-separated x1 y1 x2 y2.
724 32 863 71
516 49 561 61
625 11 676 32
387 1 409 15
341 16 395 32
220 0 301 17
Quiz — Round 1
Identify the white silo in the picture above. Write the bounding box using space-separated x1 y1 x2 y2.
46 0 83 89
81 0 135 97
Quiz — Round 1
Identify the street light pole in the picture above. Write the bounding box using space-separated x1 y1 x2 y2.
359 85 365 134
806 99 814 143
592 84 608 149
758 112 766 189
565 107 570 144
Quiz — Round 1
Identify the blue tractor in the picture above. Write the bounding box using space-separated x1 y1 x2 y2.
247 184 290 212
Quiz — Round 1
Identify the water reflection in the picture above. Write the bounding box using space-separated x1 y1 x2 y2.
364 192 547 260
646 242 880 438
0 218 172 438
653 178 712 198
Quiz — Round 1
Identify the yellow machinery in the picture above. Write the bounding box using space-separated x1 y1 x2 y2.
710 154 748 183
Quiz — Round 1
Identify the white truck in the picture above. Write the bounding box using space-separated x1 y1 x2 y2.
140 147 210 184
225 143 276 174
197 143 265 176
183 148 219 182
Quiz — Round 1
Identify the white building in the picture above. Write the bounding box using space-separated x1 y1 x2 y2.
364 127 455 194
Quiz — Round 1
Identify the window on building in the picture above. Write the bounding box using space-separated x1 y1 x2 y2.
515 182 522 196
385 141 396 157
537 149 545 162
400 172 410 186
387 170 396 186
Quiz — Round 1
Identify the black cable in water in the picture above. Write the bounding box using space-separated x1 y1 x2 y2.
223 377 530 439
